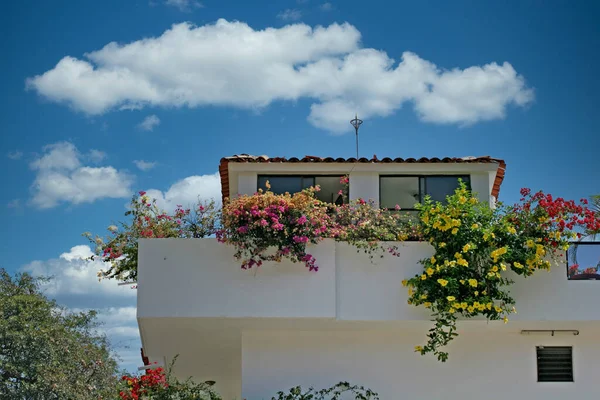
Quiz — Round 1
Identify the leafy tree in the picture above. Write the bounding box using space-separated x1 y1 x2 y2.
0 269 119 399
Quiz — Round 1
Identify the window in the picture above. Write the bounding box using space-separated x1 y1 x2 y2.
257 175 345 204
380 175 471 210
536 346 573 382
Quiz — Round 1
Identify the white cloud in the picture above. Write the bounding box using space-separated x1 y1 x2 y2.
165 0 203 12
30 142 133 209
133 160 157 171
7 150 23 160
88 149 107 163
22 245 140 372
26 19 533 133
144 173 221 211
278 9 303 21
138 115 160 131
320 2 333 11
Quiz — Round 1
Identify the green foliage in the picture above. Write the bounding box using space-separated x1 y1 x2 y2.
271 381 379 400
0 269 119 399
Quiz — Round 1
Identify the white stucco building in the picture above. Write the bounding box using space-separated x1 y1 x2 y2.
137 155 600 400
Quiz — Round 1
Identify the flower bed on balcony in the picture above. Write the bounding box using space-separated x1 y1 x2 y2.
87 177 600 363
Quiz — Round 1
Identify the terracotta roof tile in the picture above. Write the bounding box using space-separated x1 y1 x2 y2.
219 154 506 203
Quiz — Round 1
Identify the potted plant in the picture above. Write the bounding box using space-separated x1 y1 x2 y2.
568 264 600 280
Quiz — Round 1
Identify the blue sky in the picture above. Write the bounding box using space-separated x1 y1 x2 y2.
1 0 599 371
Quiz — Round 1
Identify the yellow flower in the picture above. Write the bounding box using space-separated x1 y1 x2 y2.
512 306 517 314
459 279 465 285
526 239 535 248
503 316 509 324
408 287 413 296
451 228 459 235
471 223 479 229
500 263 507 271
449 308 456 313
424 302 432 308
486 303 492 310
494 306 502 313
482 290 487 295
452 302 461 309
467 306 475 313
439 242 446 248
430 256 436 264
459 196 467 204
402 279 408 287
415 345 423 352
468 279 478 287
426 267 434 276
469 197 478 204
420 294 427 300
457 259 469 267
447 296 456 302
507 226 517 235
492 265 499 272
474 291 479 296
437 279 449 287
460 302 468 309
462 243 471 252
513 262 523 269
421 274 427 280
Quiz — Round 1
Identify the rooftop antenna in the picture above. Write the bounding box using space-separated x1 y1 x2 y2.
350 113 363 159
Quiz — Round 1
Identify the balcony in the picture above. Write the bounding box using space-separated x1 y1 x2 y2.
137 238 600 323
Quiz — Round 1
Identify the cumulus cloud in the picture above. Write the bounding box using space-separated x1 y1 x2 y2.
26 19 533 133
7 150 23 160
278 9 303 21
22 245 140 371
133 160 157 171
30 142 133 209
137 115 160 131
165 0 203 12
144 173 221 211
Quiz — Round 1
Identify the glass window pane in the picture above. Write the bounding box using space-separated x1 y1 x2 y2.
380 177 419 209
425 176 470 203
315 176 345 203
302 177 315 190
257 176 303 195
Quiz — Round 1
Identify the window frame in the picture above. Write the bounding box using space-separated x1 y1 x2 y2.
379 174 471 211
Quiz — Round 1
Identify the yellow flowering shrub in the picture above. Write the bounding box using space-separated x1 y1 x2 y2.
405 183 596 362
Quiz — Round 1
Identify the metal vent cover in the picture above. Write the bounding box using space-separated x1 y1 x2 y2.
537 346 573 382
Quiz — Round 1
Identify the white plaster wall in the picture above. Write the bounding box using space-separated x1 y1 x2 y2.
349 172 379 205
137 239 336 319
138 239 600 322
237 172 257 196
470 172 492 204
242 329 599 400
336 241 600 322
